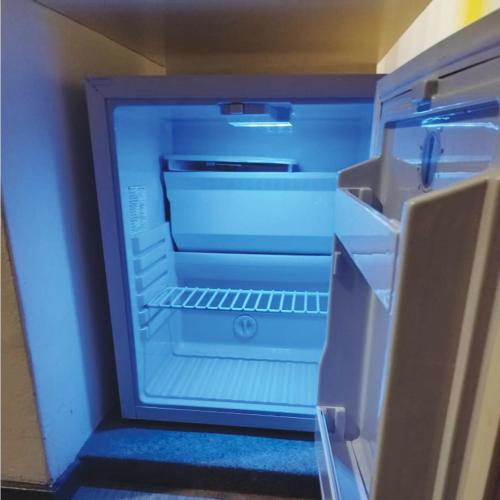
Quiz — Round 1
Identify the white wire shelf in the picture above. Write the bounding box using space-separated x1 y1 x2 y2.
148 286 329 315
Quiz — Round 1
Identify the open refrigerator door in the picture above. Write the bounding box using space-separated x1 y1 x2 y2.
316 11 500 500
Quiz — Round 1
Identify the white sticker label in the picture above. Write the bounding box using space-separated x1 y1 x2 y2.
128 186 148 233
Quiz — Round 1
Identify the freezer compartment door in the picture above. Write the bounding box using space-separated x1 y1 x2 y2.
316 407 367 500
163 171 337 255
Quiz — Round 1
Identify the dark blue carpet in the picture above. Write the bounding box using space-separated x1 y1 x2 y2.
79 420 320 498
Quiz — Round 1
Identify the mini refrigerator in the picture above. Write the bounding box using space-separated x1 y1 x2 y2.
86 11 500 500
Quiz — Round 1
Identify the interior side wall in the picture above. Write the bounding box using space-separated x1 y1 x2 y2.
114 109 169 232
1 0 164 483
113 108 175 396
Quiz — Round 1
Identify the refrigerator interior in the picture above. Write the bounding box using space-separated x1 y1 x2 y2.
111 101 374 421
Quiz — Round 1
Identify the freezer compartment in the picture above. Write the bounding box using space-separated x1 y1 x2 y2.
139 252 330 416
164 171 337 254
164 155 297 172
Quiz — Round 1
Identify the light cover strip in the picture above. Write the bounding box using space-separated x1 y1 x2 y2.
228 121 292 128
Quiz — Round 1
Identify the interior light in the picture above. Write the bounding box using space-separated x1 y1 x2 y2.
228 121 292 128
422 121 498 130
221 102 293 128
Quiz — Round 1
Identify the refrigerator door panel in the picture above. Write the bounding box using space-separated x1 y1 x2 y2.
317 10 499 500
318 171 499 500
371 173 496 500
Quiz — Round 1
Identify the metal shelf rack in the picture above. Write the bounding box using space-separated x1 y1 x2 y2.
148 286 328 315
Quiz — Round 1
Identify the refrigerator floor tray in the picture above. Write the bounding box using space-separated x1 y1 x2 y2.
145 354 318 411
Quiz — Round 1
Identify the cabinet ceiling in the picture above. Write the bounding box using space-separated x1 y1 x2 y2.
37 0 431 73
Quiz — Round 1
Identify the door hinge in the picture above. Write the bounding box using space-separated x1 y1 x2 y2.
412 79 439 111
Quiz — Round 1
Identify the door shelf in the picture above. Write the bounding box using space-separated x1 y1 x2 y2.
148 286 329 315
336 188 400 310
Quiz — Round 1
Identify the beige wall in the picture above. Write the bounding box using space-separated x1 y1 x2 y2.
1 0 163 484
377 0 500 73
1 224 49 485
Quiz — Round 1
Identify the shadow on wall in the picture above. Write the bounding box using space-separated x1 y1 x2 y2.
54 79 118 426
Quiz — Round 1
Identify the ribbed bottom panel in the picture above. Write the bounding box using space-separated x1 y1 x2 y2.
146 355 318 408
